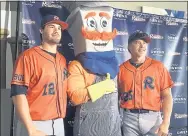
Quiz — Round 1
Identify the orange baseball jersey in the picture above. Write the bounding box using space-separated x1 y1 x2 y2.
11 46 68 120
118 57 174 111
67 60 96 105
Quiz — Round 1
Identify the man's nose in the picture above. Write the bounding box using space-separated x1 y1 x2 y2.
140 43 146 47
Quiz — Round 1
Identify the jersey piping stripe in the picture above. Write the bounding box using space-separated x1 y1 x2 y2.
54 63 62 116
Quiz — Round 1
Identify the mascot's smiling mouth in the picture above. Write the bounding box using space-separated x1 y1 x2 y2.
92 41 108 47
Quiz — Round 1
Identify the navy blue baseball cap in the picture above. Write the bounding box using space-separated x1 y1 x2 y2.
40 15 68 30
40 7 68 30
128 30 151 45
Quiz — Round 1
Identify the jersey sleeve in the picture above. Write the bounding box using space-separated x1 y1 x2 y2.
67 61 92 105
11 53 32 87
160 64 174 91
10 84 28 97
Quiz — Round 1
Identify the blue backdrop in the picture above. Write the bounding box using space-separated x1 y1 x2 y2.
21 1 187 136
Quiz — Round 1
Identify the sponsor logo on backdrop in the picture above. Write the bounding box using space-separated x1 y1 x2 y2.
117 30 128 36
173 95 187 104
114 13 127 19
167 51 181 56
166 21 179 26
22 39 35 45
168 133 172 136
22 19 35 25
149 34 164 39
183 36 188 42
176 128 187 135
22 1 35 7
114 44 127 53
42 1 62 8
114 9 123 18
174 113 188 119
173 82 184 87
57 43 62 47
169 64 183 72
150 48 165 56
132 15 146 22
149 18 163 25
114 9 124 14
168 34 178 41
68 42 74 50
114 10 130 19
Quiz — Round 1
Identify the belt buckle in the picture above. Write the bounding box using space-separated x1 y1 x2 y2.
138 109 142 113
137 109 144 113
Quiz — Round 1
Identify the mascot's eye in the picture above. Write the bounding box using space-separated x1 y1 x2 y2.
100 17 108 28
87 17 96 28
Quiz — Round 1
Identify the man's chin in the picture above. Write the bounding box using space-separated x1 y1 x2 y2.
49 40 61 45
137 53 146 57
139 51 146 55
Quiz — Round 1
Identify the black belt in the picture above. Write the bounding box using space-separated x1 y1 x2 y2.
124 109 155 113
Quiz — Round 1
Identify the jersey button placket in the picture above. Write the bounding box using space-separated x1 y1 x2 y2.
135 70 141 85
135 70 142 108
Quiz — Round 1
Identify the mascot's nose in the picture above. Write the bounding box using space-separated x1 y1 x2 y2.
96 26 103 33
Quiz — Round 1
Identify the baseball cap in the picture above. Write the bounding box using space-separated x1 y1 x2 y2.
40 15 68 30
39 7 68 30
128 30 151 45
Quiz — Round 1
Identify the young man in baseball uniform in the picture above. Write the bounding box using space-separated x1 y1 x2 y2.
118 30 174 136
11 7 69 136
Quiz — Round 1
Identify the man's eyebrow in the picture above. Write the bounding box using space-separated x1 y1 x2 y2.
85 12 96 19
47 24 53 26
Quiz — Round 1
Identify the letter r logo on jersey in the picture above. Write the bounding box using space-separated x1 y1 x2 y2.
144 76 155 90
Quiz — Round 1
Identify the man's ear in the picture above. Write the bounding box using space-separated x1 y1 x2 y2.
127 45 131 53
39 29 43 34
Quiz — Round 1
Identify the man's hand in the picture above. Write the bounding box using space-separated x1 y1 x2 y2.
155 122 169 136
